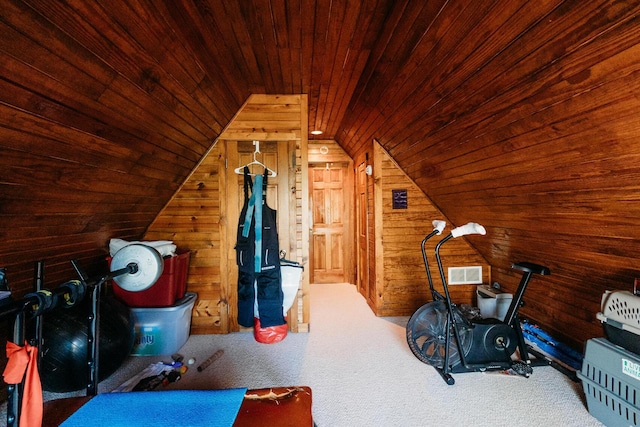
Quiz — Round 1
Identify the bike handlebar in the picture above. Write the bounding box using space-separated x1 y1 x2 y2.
432 220 446 235
450 222 486 238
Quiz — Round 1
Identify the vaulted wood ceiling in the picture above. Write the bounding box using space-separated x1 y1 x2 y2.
2 0 640 348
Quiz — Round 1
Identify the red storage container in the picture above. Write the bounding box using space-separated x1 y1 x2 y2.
110 251 190 307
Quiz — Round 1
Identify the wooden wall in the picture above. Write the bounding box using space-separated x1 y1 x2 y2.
1 0 377 300
2 0 640 356
369 141 490 316
143 145 225 333
308 141 353 164
340 2 640 350
0 0 231 298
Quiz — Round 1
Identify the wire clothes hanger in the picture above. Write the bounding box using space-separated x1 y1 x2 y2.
234 140 277 177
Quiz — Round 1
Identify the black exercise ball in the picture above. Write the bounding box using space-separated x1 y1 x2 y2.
40 295 134 393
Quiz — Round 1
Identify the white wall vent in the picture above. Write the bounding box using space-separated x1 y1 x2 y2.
448 266 483 285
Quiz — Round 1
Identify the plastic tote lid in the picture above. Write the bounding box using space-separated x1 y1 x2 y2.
477 284 512 299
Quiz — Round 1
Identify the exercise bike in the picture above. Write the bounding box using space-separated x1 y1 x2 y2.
406 220 550 385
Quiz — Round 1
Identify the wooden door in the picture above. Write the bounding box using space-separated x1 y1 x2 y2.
310 165 349 283
356 162 370 299
224 140 292 331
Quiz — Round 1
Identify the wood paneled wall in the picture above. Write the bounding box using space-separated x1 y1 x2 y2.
2 0 640 355
369 141 489 316
340 2 640 349
308 141 353 165
0 0 231 298
143 145 225 333
0 0 394 298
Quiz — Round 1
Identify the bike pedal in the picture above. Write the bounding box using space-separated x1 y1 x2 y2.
511 362 533 377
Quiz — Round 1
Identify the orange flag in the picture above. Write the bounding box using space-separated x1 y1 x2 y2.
3 342 43 427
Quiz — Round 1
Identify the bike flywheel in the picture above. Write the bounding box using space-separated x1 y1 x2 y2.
406 300 472 368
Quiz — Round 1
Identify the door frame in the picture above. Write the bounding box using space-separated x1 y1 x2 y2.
308 162 355 284
356 161 370 298
307 141 355 285
222 139 300 332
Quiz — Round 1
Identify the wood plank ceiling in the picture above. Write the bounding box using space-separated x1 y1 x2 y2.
2 0 640 348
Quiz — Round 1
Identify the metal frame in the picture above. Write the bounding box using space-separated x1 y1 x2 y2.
1 259 137 426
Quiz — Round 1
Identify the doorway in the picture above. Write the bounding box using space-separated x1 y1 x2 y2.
356 162 371 301
224 140 295 331
309 163 354 284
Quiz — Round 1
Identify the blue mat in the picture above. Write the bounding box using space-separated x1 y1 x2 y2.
60 389 248 427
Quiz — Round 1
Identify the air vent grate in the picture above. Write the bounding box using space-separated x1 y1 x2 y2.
448 266 482 285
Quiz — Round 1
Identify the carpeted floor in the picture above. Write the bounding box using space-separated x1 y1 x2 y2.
6 283 604 426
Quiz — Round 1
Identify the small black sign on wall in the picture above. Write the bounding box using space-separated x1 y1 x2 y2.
392 189 407 209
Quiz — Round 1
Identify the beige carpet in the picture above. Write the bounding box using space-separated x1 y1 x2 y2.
8 283 604 426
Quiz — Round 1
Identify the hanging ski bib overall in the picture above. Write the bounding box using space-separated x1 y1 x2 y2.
235 167 285 328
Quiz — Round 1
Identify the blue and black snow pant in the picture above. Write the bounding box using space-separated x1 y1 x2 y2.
235 167 285 328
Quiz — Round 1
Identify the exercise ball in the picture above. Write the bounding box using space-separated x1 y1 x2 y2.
40 295 134 393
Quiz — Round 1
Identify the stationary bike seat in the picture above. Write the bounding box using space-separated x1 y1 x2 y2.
511 262 550 275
